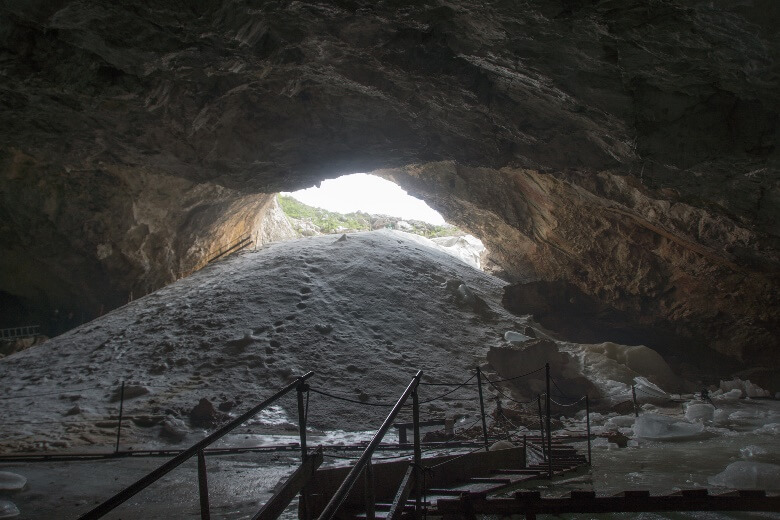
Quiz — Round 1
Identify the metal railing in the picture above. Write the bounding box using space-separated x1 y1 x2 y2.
0 325 40 340
78 372 314 520
317 370 423 520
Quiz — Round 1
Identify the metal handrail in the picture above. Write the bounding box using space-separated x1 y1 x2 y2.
78 372 315 520
0 325 40 340
317 370 423 520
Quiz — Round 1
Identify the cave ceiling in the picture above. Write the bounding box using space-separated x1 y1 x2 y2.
0 0 777 367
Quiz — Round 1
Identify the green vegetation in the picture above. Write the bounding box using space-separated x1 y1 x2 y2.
277 194 459 238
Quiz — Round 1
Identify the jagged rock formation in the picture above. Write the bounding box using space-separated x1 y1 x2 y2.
0 1 777 366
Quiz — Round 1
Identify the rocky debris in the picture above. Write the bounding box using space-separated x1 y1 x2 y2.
447 279 494 318
64 405 81 416
314 324 333 334
0 337 48 359
189 398 227 428
110 384 150 402
217 401 235 412
487 338 597 400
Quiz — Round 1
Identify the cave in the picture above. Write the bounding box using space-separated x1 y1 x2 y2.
0 1 778 517
1 0 776 369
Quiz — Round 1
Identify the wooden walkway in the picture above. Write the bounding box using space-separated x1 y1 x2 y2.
437 489 780 519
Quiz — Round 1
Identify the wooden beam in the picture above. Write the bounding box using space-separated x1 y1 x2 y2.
252 448 323 520
435 490 780 516
386 464 415 520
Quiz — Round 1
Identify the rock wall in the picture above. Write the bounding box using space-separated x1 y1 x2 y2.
0 148 280 331
0 1 777 365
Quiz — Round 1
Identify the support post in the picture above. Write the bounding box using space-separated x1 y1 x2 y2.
537 394 545 461
297 382 310 520
523 434 527 467
476 367 490 452
585 395 591 466
631 385 639 417
115 381 125 454
412 389 422 519
545 363 552 479
197 449 210 520
364 458 375 520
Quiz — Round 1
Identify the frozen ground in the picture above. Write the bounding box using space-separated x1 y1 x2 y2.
0 230 777 518
0 230 523 453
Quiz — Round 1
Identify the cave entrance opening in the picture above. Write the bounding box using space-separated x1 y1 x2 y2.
278 173 488 270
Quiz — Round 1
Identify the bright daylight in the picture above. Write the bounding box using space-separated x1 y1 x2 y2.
284 173 446 225
278 173 487 270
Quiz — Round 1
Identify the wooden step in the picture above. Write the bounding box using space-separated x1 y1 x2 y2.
491 469 546 475
469 477 512 484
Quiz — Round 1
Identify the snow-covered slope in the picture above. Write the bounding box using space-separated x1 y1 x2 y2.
0 230 521 452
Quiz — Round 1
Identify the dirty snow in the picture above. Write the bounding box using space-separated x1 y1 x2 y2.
0 231 518 452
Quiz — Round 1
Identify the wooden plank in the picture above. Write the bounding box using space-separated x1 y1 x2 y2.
386 464 415 520
434 492 780 515
491 469 545 475
469 477 511 484
252 449 323 520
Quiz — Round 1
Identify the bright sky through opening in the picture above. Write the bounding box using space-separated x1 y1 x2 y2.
284 173 447 225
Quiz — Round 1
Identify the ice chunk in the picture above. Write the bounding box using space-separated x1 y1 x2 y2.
718 378 770 399
708 461 780 490
0 500 20 519
740 445 768 459
714 388 742 402
605 415 636 430
504 331 531 344
712 409 730 424
579 342 680 391
0 472 26 491
633 377 669 403
755 423 780 435
743 380 770 398
632 413 704 440
685 403 715 423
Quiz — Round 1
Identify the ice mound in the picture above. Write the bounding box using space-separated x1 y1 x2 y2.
0 472 26 491
685 403 715 423
708 461 780 490
632 413 704 440
719 378 770 398
576 342 680 395
0 501 19 519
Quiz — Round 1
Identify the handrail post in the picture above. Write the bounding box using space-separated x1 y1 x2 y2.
537 394 545 461
317 371 422 520
545 363 552 479
585 395 592 466
523 434 527 467
475 367 489 452
197 449 210 520
631 385 639 417
364 458 375 520
412 388 422 519
115 381 125 454
79 372 315 520
297 381 311 520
